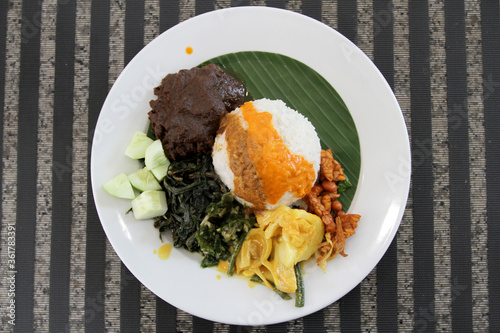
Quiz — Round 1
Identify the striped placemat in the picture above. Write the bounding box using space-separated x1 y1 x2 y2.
1 0 499 332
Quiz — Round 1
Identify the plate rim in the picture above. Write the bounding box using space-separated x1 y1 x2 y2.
91 6 411 325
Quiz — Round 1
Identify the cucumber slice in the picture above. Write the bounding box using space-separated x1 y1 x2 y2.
150 164 169 182
102 173 135 199
125 131 154 159
131 190 168 220
128 167 162 192
145 140 170 180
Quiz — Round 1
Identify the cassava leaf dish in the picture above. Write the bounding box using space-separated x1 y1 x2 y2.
153 155 254 268
200 51 360 210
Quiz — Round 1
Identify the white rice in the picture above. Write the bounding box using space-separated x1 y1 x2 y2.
212 98 321 210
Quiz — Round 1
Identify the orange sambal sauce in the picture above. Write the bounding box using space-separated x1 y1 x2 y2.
222 101 316 209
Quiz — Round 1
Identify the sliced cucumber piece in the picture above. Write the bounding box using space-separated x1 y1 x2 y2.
102 173 135 199
128 167 162 192
145 140 170 180
125 131 154 159
131 190 168 220
150 164 169 182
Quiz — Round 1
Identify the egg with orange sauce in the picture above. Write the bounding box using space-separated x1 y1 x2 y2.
212 99 321 210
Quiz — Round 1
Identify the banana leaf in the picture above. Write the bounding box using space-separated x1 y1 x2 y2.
200 51 360 210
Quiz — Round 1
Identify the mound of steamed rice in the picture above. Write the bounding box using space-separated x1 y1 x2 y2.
212 98 321 210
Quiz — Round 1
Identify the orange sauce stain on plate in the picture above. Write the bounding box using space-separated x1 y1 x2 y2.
217 260 229 273
157 243 172 260
185 46 193 54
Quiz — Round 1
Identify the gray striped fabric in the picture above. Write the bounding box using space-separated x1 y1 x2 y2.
1 0 499 332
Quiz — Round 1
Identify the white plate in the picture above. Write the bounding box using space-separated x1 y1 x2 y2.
91 7 410 325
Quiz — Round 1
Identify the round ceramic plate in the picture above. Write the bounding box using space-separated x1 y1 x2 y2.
91 7 410 325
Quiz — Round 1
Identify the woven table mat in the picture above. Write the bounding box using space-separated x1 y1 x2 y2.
1 0 499 332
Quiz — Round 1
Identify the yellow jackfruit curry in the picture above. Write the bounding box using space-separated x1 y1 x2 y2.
235 206 324 293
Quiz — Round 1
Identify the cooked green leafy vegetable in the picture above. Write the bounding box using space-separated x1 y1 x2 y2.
197 193 254 267
153 154 253 267
227 230 248 276
336 174 353 194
